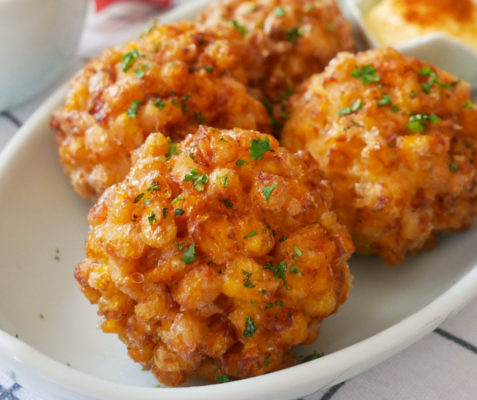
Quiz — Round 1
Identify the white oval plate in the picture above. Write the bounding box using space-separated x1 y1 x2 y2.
1 1 477 400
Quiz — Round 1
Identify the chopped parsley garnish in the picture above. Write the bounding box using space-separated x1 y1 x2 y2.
162 208 169 219
243 270 256 288
265 303 273 310
165 136 180 159
290 265 300 274
195 112 208 125
220 136 228 143
338 99 363 116
293 244 303 257
302 351 324 363
351 65 380 85
218 269 222 274
418 66 450 93
263 261 289 290
243 316 257 337
236 159 249 166
174 241 184 251
126 100 142 118
258 289 267 294
175 208 185 216
391 105 400 112
171 194 185 205
154 97 166 110
377 95 392 108
275 300 284 307
263 182 278 204
260 97 283 128
462 100 473 109
231 20 247 36
188 152 195 160
449 162 459 172
222 200 234 209
249 136 273 160
279 236 287 242
121 49 140 72
148 211 156 226
134 68 145 78
243 231 258 239
181 245 196 264
407 113 441 133
184 169 209 192
134 181 160 203
216 374 230 384
274 6 286 17
203 65 213 73
221 175 229 187
285 27 305 44
264 353 271 366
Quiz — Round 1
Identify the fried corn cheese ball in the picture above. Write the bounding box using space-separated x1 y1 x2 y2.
198 0 355 106
51 20 270 200
282 47 477 266
75 126 354 386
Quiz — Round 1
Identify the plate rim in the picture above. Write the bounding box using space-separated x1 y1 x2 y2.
1 1 477 399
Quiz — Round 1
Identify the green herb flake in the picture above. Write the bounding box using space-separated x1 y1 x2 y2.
215 374 230 384
162 208 169 219
243 230 258 239
258 289 267 294
154 97 166 110
175 208 185 216
184 168 199 181
189 152 195 160
165 136 181 159
293 244 303 257
407 113 441 133
126 100 142 118
351 99 363 112
222 200 234 209
40 314 44 319
265 303 273 310
203 65 214 73
263 182 278 204
274 6 286 17
351 65 380 85
377 95 392 108
181 244 196 265
218 269 222 274
221 175 229 187
148 211 156 226
231 20 248 36
121 49 140 72
285 27 304 44
243 316 257 337
195 112 208 125
264 352 271 366
220 136 228 143
302 351 324 363
279 236 287 243
263 261 289 290
171 194 185 205
243 270 256 288
134 68 145 79
449 162 459 172
462 100 473 109
290 265 300 274
338 107 351 116
249 136 273 160
275 300 284 307
236 159 249 166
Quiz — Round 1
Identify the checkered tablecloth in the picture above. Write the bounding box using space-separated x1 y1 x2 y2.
1 1 477 399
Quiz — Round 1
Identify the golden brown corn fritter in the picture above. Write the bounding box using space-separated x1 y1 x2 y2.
75 127 354 386
198 0 355 106
51 21 270 200
282 48 477 266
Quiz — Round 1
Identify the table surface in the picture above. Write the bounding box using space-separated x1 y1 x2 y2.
1 1 477 399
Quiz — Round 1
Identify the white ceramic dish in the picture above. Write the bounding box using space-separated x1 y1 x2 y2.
0 0 88 111
1 1 477 399
344 0 477 87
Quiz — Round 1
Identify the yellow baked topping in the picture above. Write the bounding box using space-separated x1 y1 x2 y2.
365 0 477 51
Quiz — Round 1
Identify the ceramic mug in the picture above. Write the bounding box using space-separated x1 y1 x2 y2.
0 0 88 111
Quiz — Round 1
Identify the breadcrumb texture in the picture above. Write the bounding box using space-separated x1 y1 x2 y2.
51 21 269 200
75 127 354 386
198 0 355 104
281 48 477 266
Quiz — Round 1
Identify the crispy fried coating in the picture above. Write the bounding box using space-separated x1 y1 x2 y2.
198 0 355 105
51 21 270 200
281 48 477 266
75 127 354 386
